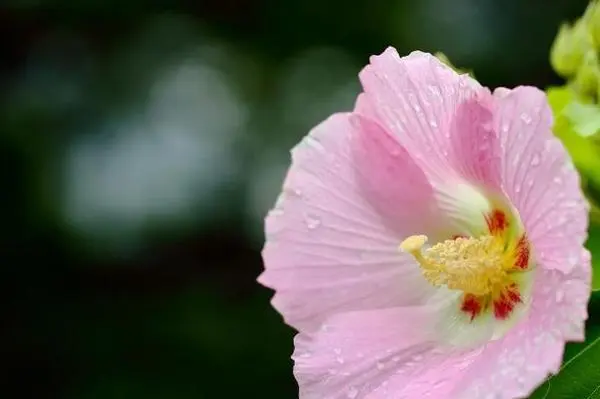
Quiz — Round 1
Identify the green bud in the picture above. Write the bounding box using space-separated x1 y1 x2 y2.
551 20 592 77
584 0 600 48
574 50 600 97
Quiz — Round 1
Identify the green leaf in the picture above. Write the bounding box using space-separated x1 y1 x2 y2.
546 87 600 183
587 224 600 291
529 292 600 398
564 101 600 137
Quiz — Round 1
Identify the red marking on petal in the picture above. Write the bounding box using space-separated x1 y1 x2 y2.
514 235 530 270
486 209 508 235
493 284 522 320
461 294 483 321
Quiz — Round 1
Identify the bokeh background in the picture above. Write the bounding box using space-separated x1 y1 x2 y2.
0 1 592 398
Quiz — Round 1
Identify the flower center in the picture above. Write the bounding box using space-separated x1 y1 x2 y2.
400 234 512 297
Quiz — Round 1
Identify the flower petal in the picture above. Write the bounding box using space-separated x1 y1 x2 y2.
358 48 506 236
357 48 483 183
350 114 442 236
259 113 438 332
448 97 501 190
293 306 481 399
454 249 591 398
493 86 589 273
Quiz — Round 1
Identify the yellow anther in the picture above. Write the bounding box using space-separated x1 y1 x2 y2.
400 234 510 296
399 234 428 253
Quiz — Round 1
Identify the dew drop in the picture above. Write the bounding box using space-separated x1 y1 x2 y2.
429 119 438 128
428 85 440 97
347 387 359 399
333 347 342 355
304 213 321 229
555 290 564 303
520 112 532 124
568 253 579 266
336 356 345 364
530 154 540 166
376 361 385 370
269 208 284 217
305 135 326 152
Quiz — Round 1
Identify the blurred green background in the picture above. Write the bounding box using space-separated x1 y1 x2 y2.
0 1 592 398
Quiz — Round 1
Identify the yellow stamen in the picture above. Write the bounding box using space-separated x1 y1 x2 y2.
400 234 511 296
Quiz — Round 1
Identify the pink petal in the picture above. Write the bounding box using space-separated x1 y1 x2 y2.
293 306 480 399
357 48 484 184
448 97 501 190
259 113 437 333
453 249 591 398
493 86 589 274
350 114 441 236
357 48 505 236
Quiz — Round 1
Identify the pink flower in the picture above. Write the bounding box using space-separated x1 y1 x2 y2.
259 48 591 399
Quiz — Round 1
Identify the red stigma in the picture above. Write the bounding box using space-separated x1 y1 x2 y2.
514 235 530 270
493 284 522 320
486 209 508 235
461 294 482 321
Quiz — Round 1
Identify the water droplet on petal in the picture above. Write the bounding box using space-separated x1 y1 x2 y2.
531 154 540 166
347 387 359 399
376 361 385 370
520 112 532 124
304 213 321 229
555 290 564 303
568 253 579 266
269 208 284 217
305 135 326 152
333 348 342 355
429 119 438 128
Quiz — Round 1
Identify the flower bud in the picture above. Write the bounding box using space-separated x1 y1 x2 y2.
584 0 600 48
574 50 600 97
551 20 592 77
